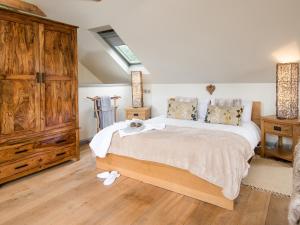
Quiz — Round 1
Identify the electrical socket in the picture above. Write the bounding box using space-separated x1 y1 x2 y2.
143 89 151 94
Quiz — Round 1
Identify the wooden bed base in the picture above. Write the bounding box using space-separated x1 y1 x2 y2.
96 101 261 211
97 154 234 210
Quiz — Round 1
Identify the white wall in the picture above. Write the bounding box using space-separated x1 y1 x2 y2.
78 82 279 141
79 85 131 141
78 84 151 141
150 83 277 117
78 62 102 84
35 0 300 83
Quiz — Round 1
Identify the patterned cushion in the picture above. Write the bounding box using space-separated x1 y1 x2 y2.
167 98 198 121
205 105 244 126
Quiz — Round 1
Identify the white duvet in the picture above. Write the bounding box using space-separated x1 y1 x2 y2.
90 116 260 158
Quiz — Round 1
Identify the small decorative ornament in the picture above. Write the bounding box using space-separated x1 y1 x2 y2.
123 120 145 133
206 84 216 95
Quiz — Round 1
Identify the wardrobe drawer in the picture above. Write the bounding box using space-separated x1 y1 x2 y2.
0 143 36 164
264 122 293 136
40 147 74 166
0 156 41 180
36 132 76 150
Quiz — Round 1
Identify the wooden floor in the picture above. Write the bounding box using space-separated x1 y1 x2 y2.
0 145 290 225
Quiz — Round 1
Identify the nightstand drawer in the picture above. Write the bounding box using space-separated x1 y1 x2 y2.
125 107 151 120
264 122 293 136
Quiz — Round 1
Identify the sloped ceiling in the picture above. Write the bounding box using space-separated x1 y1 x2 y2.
33 0 300 83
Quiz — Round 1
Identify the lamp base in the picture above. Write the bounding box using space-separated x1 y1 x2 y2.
276 115 299 120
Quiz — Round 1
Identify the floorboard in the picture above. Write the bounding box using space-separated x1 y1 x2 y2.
0 145 290 225
265 195 290 225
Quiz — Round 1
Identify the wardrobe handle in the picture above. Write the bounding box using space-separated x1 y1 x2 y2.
15 149 29 154
15 164 28 170
36 72 41 83
56 152 66 157
41 73 46 83
56 139 67 144
36 72 44 83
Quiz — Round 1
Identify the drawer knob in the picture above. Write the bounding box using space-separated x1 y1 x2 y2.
133 113 139 116
15 164 28 170
273 126 282 131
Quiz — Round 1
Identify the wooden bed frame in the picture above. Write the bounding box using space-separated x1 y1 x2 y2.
96 102 261 210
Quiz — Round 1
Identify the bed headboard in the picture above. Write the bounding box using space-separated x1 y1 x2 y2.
251 101 261 127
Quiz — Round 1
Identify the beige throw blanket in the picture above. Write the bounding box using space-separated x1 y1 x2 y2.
108 126 252 200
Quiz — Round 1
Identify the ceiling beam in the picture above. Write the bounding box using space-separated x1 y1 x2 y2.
0 0 46 17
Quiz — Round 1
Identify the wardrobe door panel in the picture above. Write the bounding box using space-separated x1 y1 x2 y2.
0 19 40 137
0 20 37 75
44 29 73 77
45 80 73 127
41 27 76 130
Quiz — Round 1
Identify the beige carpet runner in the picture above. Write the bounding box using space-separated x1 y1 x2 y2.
242 156 292 196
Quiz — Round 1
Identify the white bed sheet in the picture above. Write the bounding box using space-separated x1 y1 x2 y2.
89 116 261 158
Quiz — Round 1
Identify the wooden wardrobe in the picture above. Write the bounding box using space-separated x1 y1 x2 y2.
0 8 79 184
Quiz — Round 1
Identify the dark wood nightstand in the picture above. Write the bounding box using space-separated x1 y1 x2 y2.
125 107 151 120
261 115 300 162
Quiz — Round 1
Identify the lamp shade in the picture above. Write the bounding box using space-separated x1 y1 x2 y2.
276 63 299 119
131 71 143 108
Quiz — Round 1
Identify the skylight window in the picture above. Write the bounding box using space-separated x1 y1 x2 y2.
98 30 141 66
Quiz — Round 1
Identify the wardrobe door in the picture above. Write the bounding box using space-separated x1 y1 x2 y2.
0 19 40 137
40 25 77 131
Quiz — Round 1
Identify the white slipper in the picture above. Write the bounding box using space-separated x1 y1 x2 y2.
110 171 120 177
103 171 120 186
96 171 110 179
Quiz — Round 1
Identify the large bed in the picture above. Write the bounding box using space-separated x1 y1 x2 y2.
91 102 261 210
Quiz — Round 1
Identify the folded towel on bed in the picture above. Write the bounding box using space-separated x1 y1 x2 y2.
89 119 165 157
119 123 165 137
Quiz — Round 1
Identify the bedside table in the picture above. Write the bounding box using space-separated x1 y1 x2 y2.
125 107 151 120
261 115 300 162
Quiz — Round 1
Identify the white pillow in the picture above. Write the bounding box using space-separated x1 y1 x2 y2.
241 100 253 123
175 96 197 102
198 99 211 122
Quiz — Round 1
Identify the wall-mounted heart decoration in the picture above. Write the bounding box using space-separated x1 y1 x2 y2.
206 84 216 95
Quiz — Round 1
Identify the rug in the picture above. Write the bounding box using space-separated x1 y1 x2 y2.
242 155 292 196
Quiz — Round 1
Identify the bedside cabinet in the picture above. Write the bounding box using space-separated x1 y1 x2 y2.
261 115 300 162
125 107 151 120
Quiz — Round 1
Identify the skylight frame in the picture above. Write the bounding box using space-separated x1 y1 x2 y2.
98 29 142 66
